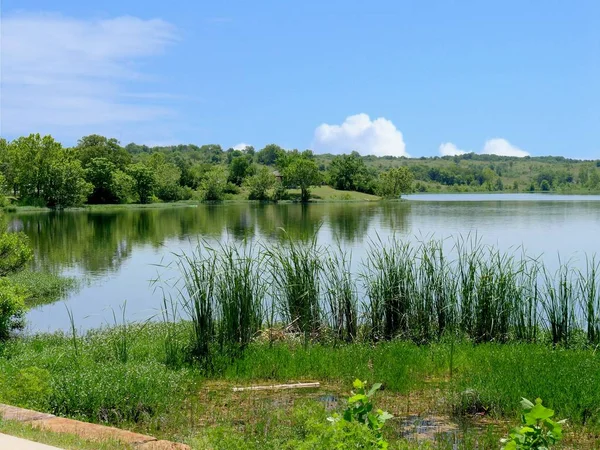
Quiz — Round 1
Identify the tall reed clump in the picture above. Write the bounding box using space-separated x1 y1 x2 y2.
512 256 541 343
362 236 414 340
167 233 599 353
173 240 267 369
580 256 600 345
175 244 217 365
414 239 457 342
323 246 358 342
542 262 576 346
214 242 265 357
266 235 323 337
472 250 520 343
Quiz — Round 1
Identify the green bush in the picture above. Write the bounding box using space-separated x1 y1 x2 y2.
200 168 227 201
0 231 32 276
0 278 27 340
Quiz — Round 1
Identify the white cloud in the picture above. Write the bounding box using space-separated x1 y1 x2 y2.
1 12 178 141
313 113 408 157
233 142 251 151
439 142 467 156
439 139 529 158
482 138 529 157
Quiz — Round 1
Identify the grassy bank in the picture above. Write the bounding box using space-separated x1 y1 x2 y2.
8 270 77 307
0 327 598 448
3 187 382 213
0 418 129 450
4 236 600 447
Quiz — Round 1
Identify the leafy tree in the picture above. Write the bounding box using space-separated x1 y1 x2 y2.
200 167 227 201
198 144 224 164
85 158 118 204
328 152 375 192
256 144 285 166
76 135 131 169
244 166 275 200
377 167 414 198
578 166 589 185
9 134 61 200
148 153 182 201
128 163 156 204
112 170 135 203
283 155 321 203
589 169 600 189
43 151 92 208
228 155 252 186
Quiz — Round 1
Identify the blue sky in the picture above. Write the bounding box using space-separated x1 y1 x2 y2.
2 1 599 158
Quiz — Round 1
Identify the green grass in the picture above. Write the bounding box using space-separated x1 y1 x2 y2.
1 326 599 447
8 270 77 307
0 418 131 449
292 185 381 201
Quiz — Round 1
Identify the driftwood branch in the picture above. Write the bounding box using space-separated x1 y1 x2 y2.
232 382 320 392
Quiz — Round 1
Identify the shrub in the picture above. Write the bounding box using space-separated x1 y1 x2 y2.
0 278 27 340
244 166 275 201
200 168 227 201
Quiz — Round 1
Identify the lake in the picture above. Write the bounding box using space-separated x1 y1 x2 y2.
10 193 600 332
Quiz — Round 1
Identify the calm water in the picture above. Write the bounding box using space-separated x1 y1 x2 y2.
9 194 600 332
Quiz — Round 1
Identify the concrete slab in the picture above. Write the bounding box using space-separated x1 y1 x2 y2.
136 440 191 450
28 417 155 445
0 433 63 450
0 405 55 422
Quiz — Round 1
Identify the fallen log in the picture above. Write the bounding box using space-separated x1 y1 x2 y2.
232 382 320 392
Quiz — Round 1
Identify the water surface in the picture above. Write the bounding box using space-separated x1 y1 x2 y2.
10 194 600 332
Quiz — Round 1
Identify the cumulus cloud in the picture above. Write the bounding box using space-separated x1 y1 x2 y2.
313 113 408 157
1 12 178 141
233 142 251 150
439 142 467 156
482 138 529 157
439 138 529 158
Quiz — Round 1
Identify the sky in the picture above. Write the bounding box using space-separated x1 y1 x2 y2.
1 1 599 159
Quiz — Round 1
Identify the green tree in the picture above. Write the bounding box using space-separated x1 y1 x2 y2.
148 153 182 202
128 163 156 204
10 134 61 200
244 166 275 200
0 138 18 196
85 158 118 203
112 170 135 203
377 167 414 198
578 166 589 186
283 155 321 203
228 155 252 186
256 144 285 166
200 167 227 201
43 151 92 208
198 144 224 164
588 169 600 189
328 151 374 192
76 135 131 169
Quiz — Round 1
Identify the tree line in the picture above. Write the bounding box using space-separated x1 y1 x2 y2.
0 135 413 208
2 133 598 209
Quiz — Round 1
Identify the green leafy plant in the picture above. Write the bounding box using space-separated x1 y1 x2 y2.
501 398 565 449
328 379 393 448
